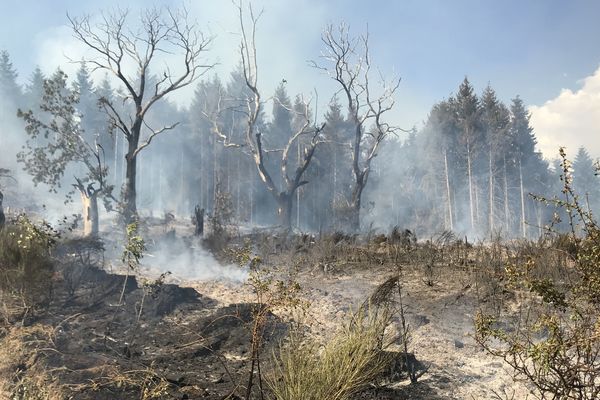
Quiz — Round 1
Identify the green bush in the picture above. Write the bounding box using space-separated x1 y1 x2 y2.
475 149 600 399
0 215 57 324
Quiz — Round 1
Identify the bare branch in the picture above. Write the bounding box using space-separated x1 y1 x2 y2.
132 120 179 158
311 22 402 227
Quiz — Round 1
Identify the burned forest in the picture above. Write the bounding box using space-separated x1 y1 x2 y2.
1 2 600 399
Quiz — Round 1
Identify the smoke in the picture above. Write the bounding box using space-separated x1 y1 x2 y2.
145 237 248 283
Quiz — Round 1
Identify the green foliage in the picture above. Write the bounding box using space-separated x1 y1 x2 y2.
16 68 114 209
122 221 145 273
0 215 58 323
475 148 600 399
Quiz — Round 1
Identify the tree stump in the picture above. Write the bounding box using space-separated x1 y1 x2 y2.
0 191 5 230
193 205 204 237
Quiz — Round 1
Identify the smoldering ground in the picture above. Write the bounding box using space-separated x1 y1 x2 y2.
143 234 248 283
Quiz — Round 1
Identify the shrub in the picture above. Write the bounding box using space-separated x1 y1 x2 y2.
268 307 393 400
0 215 57 324
475 148 600 399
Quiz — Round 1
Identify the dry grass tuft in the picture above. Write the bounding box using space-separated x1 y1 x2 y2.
268 307 393 400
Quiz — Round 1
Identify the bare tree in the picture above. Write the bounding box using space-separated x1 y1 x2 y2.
312 24 401 231
18 70 115 237
205 3 324 230
69 7 214 223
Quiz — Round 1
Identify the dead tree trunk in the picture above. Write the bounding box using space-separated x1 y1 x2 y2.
193 205 205 236
503 156 510 234
0 191 5 230
205 5 323 231
466 135 475 231
519 159 526 238
70 7 214 224
489 147 494 233
277 194 293 229
444 149 454 231
312 24 400 232
123 140 139 222
75 179 100 237
349 169 367 231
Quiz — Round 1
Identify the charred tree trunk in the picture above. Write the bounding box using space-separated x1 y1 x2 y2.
122 118 143 224
0 191 5 230
277 194 293 230
193 205 205 236
349 170 366 232
123 149 138 224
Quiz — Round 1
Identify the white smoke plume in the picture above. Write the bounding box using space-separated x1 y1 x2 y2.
144 237 248 283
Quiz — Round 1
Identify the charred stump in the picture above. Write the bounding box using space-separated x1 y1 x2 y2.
0 191 5 230
193 205 204 236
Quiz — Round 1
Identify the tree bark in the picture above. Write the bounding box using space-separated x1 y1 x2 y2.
503 156 510 234
70 8 214 225
0 190 5 230
123 147 138 223
519 159 526 238
194 206 205 236
277 194 293 230
349 171 366 231
489 147 494 234
78 186 99 237
444 150 453 231
467 136 475 231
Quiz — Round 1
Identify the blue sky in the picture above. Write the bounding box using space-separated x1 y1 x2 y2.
2 0 600 158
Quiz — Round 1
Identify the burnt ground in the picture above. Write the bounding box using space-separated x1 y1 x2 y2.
0 258 285 399
0 228 532 400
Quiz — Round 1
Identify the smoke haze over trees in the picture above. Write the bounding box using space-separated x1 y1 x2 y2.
1 4 599 239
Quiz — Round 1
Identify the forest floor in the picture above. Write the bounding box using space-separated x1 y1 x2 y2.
0 221 534 399
191 257 531 399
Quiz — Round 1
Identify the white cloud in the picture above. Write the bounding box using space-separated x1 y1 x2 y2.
529 66 600 160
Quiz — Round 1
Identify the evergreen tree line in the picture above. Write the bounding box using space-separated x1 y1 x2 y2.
367 78 600 238
1 49 599 236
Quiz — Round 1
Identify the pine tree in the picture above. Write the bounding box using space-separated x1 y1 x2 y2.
0 50 24 172
268 82 293 150
509 96 549 237
23 67 45 112
0 50 21 100
455 77 482 232
320 96 353 229
422 99 462 231
189 76 226 214
480 85 510 234
573 147 600 214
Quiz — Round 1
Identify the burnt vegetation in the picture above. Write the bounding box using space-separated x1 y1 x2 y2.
1 2 600 400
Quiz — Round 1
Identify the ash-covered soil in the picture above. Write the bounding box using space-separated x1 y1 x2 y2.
192 257 530 399
0 228 532 399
